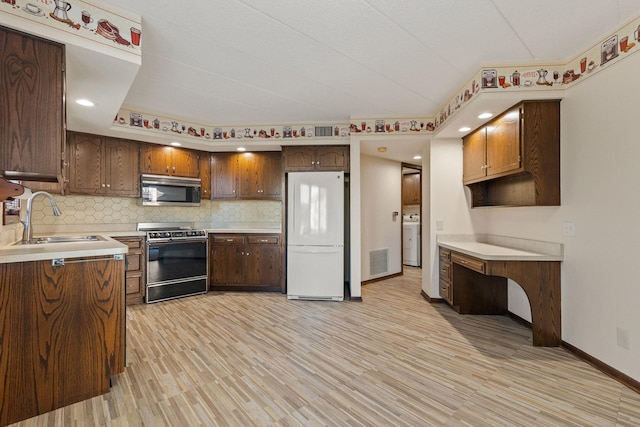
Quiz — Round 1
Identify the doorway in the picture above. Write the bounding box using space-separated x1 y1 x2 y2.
401 164 421 270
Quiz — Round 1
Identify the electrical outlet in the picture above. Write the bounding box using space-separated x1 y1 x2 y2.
617 327 630 350
563 222 576 236
436 220 444 231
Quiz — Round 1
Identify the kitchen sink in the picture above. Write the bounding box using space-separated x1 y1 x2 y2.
13 235 107 245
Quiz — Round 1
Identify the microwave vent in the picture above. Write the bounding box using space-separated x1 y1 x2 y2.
314 126 333 137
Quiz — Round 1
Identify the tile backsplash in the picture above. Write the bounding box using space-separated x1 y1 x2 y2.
6 195 281 234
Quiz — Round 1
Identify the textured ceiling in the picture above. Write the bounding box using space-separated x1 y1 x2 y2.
103 0 640 128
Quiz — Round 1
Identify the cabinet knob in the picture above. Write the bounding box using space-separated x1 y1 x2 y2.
246 252 250 256
107 184 111 188
101 183 106 187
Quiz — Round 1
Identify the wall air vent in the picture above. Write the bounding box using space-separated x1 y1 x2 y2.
314 126 334 137
369 248 389 276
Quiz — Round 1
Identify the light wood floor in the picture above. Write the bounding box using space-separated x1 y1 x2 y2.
11 267 640 426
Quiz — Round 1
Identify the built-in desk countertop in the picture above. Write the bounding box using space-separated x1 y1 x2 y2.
437 235 563 347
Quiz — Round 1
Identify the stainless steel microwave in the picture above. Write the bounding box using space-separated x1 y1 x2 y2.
141 174 201 206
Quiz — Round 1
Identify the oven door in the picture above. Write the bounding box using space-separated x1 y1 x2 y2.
147 239 207 285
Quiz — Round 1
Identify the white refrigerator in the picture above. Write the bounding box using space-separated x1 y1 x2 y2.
287 171 344 301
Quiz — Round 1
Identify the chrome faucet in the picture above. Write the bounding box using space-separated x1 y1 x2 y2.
21 191 62 243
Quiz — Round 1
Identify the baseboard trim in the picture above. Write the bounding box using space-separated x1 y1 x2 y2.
349 296 363 302
361 272 402 286
421 290 445 303
561 340 640 394
506 311 640 394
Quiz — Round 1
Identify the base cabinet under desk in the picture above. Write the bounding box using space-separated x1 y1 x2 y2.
440 248 507 315
438 245 561 347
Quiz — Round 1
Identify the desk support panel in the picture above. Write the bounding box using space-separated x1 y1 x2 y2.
487 260 561 347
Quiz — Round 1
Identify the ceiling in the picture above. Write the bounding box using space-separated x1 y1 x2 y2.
98 0 640 163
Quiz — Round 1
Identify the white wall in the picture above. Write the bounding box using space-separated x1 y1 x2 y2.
476 54 640 381
424 139 484 296
360 154 403 281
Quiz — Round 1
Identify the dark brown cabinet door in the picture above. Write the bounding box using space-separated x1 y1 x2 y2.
237 152 282 199
462 128 487 184
140 145 172 175
211 245 244 285
245 245 281 287
259 152 282 198
0 27 64 182
199 152 212 199
402 173 420 204
68 132 103 194
211 153 238 199
104 139 140 196
282 146 315 171
315 146 349 171
486 108 521 177
171 147 199 178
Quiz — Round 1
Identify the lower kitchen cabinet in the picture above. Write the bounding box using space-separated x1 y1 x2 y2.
0 255 125 426
209 234 282 291
114 236 146 305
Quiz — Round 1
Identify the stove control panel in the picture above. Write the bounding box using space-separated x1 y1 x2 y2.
147 230 207 241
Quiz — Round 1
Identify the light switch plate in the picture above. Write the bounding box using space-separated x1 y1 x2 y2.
563 222 576 236
436 220 444 231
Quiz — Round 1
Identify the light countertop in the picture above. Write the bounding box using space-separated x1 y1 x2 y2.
0 233 128 264
437 234 563 261
206 228 281 234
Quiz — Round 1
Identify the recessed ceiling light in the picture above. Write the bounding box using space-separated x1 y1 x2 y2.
75 99 94 107
377 147 387 153
237 147 246 152
478 112 493 119
170 141 181 146
413 155 422 160
459 127 471 132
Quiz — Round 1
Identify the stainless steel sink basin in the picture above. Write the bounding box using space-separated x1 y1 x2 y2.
13 235 107 245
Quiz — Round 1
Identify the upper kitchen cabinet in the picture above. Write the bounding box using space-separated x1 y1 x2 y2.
68 132 140 197
211 152 282 200
402 173 421 205
463 100 560 207
282 145 350 172
140 145 199 178
0 26 65 184
237 152 282 199
199 152 212 198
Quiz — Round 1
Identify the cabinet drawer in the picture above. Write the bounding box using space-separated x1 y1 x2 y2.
439 279 452 304
246 235 279 245
212 235 245 244
439 247 451 261
126 253 141 272
439 260 451 283
451 252 486 274
125 275 142 295
123 239 142 250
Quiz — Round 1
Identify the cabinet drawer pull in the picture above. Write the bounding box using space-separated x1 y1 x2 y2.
226 239 234 242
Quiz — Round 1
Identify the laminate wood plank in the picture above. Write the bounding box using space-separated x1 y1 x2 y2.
8 267 640 427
